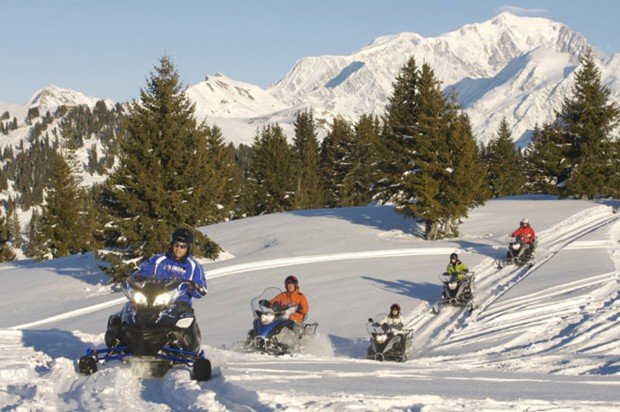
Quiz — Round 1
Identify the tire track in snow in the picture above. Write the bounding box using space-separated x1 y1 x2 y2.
408 206 619 355
8 247 455 330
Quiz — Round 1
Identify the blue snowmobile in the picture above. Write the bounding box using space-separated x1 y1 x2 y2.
77 275 211 381
244 287 318 356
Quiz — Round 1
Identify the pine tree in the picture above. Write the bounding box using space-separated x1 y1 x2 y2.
98 56 220 282
8 206 21 249
26 207 47 260
379 60 488 239
204 125 242 220
320 116 356 207
374 57 420 205
291 110 323 209
484 118 525 197
559 50 620 198
0 212 16 262
41 154 82 258
249 124 294 214
524 123 566 194
341 114 382 206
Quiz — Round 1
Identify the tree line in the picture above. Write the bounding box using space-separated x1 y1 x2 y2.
1 51 618 283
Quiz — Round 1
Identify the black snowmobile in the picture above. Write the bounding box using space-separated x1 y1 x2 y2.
366 313 413 362
431 272 476 314
77 275 211 381
496 236 536 268
243 287 318 356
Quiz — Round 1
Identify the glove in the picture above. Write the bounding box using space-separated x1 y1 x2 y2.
259 299 271 308
295 304 303 314
195 285 207 296
382 323 389 331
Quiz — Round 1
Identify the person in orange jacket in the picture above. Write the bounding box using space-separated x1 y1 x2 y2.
511 218 536 257
269 275 309 325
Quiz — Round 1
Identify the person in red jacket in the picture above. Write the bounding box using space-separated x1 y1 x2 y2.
511 218 536 257
269 275 309 325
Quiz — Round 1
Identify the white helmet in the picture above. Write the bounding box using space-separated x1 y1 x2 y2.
520 218 529 225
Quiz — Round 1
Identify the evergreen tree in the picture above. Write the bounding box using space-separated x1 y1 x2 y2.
484 118 526 197
98 56 220 282
341 114 382 206
26 207 47 260
374 58 420 205
291 110 323 209
0 213 16 262
41 154 82 258
524 123 566 194
248 124 294 214
320 116 354 207
8 206 21 249
379 60 488 239
204 125 242 220
559 50 620 198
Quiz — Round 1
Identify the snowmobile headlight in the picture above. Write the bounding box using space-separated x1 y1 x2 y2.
375 334 388 344
448 282 458 290
175 317 194 329
261 313 276 325
153 292 175 306
132 292 148 305
512 243 521 250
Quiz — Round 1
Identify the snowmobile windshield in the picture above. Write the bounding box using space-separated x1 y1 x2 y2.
366 313 391 335
250 287 284 319
438 272 459 284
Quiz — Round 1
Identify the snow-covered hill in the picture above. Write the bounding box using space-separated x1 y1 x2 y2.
1 196 618 409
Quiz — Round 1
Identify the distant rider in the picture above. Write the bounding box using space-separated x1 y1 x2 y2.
381 303 405 330
511 218 536 257
269 275 309 325
446 252 468 281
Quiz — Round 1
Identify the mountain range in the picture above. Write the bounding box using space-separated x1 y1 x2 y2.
2 12 619 147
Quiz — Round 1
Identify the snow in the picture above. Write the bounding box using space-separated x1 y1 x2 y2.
0 196 619 409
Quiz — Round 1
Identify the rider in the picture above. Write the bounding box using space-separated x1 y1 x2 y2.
511 218 536 258
446 253 468 281
381 303 404 329
135 227 207 304
269 275 309 325
443 253 469 299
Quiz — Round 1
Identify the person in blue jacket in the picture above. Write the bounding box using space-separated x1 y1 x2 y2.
135 227 207 304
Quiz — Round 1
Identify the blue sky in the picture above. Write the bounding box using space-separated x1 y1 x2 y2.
1 0 618 104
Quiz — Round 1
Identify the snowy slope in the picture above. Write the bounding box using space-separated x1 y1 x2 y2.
0 196 619 410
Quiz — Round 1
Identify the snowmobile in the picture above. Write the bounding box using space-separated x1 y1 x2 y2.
431 272 476 314
77 275 212 381
366 313 413 362
244 287 318 356
496 236 536 268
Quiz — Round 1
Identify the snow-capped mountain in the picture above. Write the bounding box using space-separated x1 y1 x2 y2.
3 12 620 148
26 85 111 112
189 12 617 146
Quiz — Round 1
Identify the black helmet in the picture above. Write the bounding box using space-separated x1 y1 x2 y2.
450 253 458 261
285 275 298 287
390 303 401 313
170 228 194 249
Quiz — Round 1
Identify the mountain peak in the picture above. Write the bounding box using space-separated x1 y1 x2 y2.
27 85 103 110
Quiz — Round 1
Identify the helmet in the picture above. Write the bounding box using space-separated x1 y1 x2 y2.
520 218 529 225
450 253 458 261
285 275 298 286
170 228 194 252
390 303 401 313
